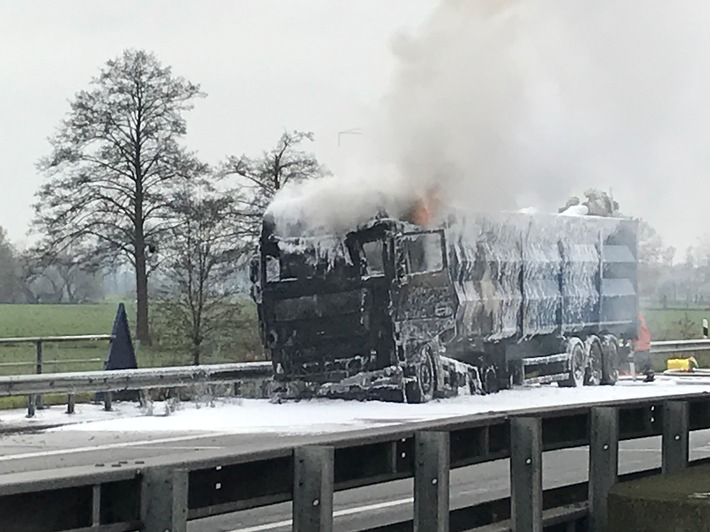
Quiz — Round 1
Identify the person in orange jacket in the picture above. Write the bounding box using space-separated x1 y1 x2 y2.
631 314 654 382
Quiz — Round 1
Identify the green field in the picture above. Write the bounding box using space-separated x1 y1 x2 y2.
0 302 263 409
0 302 261 376
0 303 707 408
0 304 706 373
643 308 710 341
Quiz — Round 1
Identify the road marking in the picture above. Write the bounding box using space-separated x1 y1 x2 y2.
229 497 413 532
0 432 232 462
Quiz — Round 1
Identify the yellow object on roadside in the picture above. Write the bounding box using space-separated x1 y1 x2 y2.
666 357 699 372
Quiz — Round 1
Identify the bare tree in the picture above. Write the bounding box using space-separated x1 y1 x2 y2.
19 248 104 304
637 219 675 302
33 49 206 344
219 130 325 249
0 228 19 303
154 182 243 364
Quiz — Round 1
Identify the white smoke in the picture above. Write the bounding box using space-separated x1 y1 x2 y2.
272 0 710 250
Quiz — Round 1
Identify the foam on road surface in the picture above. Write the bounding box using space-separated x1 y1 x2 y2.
19 378 706 435
0 401 140 433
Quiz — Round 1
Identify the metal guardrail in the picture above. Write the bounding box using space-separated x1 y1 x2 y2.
2 336 710 418
0 334 115 344
650 338 710 354
0 361 272 418
0 334 113 371
0 334 114 413
0 391 708 531
0 362 272 396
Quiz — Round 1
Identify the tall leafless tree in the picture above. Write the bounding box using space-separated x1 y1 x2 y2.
34 49 206 344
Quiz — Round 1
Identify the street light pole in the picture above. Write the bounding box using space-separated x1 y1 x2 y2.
337 127 364 147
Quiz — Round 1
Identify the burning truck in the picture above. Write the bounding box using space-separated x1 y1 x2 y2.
249 195 638 403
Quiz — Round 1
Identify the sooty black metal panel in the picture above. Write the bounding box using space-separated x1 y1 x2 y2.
0 485 92 531
188 456 293 513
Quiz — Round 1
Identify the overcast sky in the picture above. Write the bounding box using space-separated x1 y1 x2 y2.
4 1 709 257
0 0 438 248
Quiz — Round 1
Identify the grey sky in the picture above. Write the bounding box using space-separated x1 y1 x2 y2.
3 1 709 257
0 0 437 247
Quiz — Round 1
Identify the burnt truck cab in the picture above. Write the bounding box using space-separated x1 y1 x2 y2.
251 214 470 402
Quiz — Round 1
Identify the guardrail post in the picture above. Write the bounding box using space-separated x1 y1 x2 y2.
293 445 334 532
141 466 188 532
510 416 542 532
589 406 619 532
662 400 689 474
26 394 36 418
103 391 112 411
35 340 44 410
414 430 450 532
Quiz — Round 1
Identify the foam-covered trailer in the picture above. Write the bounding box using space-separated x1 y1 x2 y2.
250 209 638 403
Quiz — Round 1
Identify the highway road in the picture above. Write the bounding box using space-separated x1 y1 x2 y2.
1 421 710 531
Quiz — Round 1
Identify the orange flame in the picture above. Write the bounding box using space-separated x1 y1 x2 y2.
407 186 441 227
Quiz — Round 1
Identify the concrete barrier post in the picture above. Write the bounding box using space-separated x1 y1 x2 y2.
589 406 619 532
141 466 189 532
293 445 334 532
662 400 689 474
414 430 450 532
510 416 543 532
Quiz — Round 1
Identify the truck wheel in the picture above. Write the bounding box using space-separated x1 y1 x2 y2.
559 337 586 388
584 335 603 386
601 335 619 385
405 348 436 403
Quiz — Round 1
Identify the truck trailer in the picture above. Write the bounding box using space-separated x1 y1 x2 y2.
250 208 639 403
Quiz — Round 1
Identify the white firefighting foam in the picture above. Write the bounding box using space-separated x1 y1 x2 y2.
34 379 710 435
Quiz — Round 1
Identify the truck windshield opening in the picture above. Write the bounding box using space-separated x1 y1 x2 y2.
361 240 385 277
265 236 357 282
404 232 444 274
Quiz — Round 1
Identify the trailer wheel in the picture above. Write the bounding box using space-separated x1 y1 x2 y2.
559 337 586 388
601 335 619 385
584 335 603 386
405 347 436 403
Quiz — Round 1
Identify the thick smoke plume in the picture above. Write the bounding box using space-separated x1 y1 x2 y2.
271 0 710 249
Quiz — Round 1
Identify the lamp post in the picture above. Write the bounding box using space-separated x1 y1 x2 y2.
337 127 364 147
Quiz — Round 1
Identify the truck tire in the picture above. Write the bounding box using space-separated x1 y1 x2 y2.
559 337 587 388
405 347 436 403
584 335 603 386
601 334 619 385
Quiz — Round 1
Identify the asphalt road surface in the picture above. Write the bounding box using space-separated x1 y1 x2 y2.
2 423 710 531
